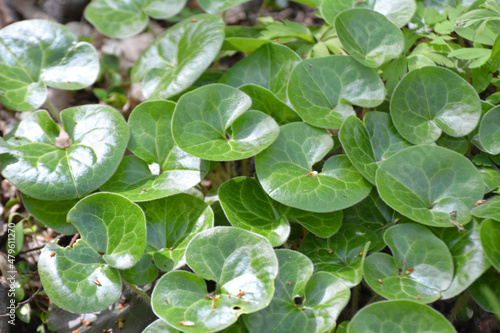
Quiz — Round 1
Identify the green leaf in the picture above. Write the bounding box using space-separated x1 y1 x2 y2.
143 319 180 333
139 193 213 271
435 134 469 155
243 250 350 333
276 204 343 238
218 177 290 246
238 85 302 125
222 38 273 54
478 167 500 194
101 100 210 201
85 0 187 38
198 0 249 14
21 194 78 235
469 268 500 313
390 67 481 145
151 227 278 332
120 250 158 286
0 20 99 111
38 240 122 313
220 43 301 102
67 192 147 270
287 56 385 129
335 9 404 68
339 112 412 184
431 220 490 299
131 14 224 100
347 300 457 333
0 105 130 200
480 219 500 271
376 145 484 227
12 220 24 256
172 84 279 161
343 188 398 252
299 224 377 287
471 196 500 221
474 105 500 155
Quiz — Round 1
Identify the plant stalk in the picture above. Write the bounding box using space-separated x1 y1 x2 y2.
45 99 61 123
448 291 470 323
123 280 151 303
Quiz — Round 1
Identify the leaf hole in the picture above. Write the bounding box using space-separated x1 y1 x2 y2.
233 306 241 310
205 280 217 294
293 296 304 306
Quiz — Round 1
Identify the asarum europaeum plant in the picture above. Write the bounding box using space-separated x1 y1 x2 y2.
1 0 500 332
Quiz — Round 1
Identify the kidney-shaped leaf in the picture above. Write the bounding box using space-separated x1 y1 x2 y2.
256 122 372 213
299 224 377 287
67 193 147 269
0 105 129 200
172 84 279 161
287 56 385 129
85 0 186 38
38 240 122 313
220 43 301 102
339 112 412 184
244 250 350 333
101 100 210 201
376 145 484 227
473 105 500 155
0 20 99 111
139 193 214 271
131 14 224 100
347 300 457 333
364 223 454 303
480 219 500 272
151 227 278 332
335 9 404 68
390 67 481 145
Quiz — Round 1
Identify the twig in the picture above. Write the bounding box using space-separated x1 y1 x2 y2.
0 287 42 317
18 245 45 254
68 233 80 247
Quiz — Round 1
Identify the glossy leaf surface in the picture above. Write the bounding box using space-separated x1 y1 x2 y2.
376 145 484 227
287 56 385 129
256 122 372 213
390 67 481 144
299 224 376 287
21 194 77 235
1 106 129 200
172 84 279 161
471 196 500 221
480 219 500 272
474 105 500 155
199 0 249 14
0 20 99 111
335 9 404 68
151 227 278 332
101 100 209 201
244 250 350 333
276 204 343 238
364 223 454 303
131 14 224 100
143 319 180 333
348 300 457 333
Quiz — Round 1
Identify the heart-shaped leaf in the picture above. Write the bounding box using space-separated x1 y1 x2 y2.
390 67 481 145
238 85 301 125
172 84 279 161
343 188 398 252
218 177 290 246
299 224 376 287
469 268 500 313
0 105 129 200
347 300 457 333
431 220 490 299
276 204 343 238
335 9 404 68
363 223 454 303
0 20 99 111
67 192 147 270
220 43 301 102
151 227 278 332
320 0 417 28
85 0 186 38
198 0 249 14
21 193 77 235
287 56 385 129
473 105 500 155
471 196 500 221
339 112 412 184
39 240 122 313
101 100 210 201
480 219 500 272
256 122 372 213
375 145 484 227
139 193 214 271
243 249 350 333
131 14 224 100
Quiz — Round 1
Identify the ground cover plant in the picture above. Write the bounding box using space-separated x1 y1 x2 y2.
0 0 500 332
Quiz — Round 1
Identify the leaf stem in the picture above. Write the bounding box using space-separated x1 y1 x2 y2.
44 98 61 123
350 283 360 316
147 20 158 38
258 0 269 18
241 158 249 177
448 291 470 323
123 279 151 304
